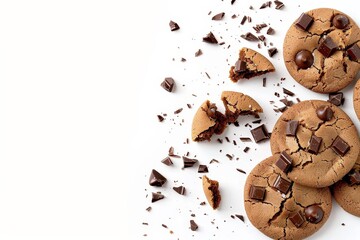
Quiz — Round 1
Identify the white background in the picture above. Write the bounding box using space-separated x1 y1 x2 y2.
0 0 359 240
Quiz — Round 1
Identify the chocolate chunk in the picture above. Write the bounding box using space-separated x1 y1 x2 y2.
250 124 270 143
332 14 349 29
268 47 278 57
249 185 266 201
272 175 292 194
347 44 360 61
295 50 314 69
210 159 219 164
161 156 173 166
174 108 183 114
212 12 225 20
308 135 322 154
157 115 165 122
346 170 360 186
231 0 236 4
183 156 198 168
305 205 324 224
149 169 167 187
316 105 333 121
161 77 175 92
198 164 209 173
274 0 284 9
275 151 293 173
258 35 266 41
195 49 203 57
203 32 218 44
267 27 275 35
283 88 295 96
318 37 337 58
169 20 180 31
243 147 250 153
286 120 299 137
240 16 247 25
240 32 259 41
190 220 198 231
331 136 350 156
235 214 245 222
289 211 305 228
173 186 186 195
295 13 314 31
280 98 293 107
240 137 252 142
151 192 165 202
234 60 247 73
146 206 152 212
236 168 246 174
328 92 344 106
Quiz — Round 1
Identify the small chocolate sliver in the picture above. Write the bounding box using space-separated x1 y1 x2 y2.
161 157 173 166
240 16 247 25
308 135 322 155
347 44 360 61
169 20 180 31
243 147 250 153
157 115 165 122
331 136 350 156
318 37 337 58
250 124 270 143
328 92 344 106
289 211 305 228
183 156 198 168
346 170 360 186
212 12 225 21
295 13 314 31
195 49 203 57
241 32 259 41
235 214 245 222
332 14 349 29
272 175 292 194
283 87 295 96
268 47 278 57
198 164 209 173
240 137 252 142
152 192 165 203
203 32 218 44
231 0 236 4
161 77 175 92
249 185 266 201
274 0 284 9
173 186 186 195
316 105 333 121
305 205 324 224
190 220 198 231
295 50 314 69
236 168 246 174
286 120 299 136
174 108 183 114
267 27 275 35
149 169 167 187
210 159 220 164
275 151 293 173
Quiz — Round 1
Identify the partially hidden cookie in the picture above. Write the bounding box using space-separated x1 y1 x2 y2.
270 100 360 188
191 100 227 141
221 91 263 123
283 8 360 93
353 78 360 119
202 175 221 209
333 153 360 217
244 155 332 240
229 47 275 82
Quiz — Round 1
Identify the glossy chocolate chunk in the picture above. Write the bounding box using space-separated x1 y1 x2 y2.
173 186 186 195
268 47 278 57
331 136 350 156
169 20 180 31
308 135 322 154
212 12 225 20
203 32 218 44
198 164 209 173
316 105 333 121
241 32 259 41
249 185 266 201
149 169 167 187
275 151 293 173
286 120 299 136
190 220 198 231
328 92 344 106
347 44 360 61
305 205 324 224
267 27 275 35
295 50 314 69
183 156 198 168
234 60 247 73
161 77 175 92
161 156 173 166
250 124 270 143
289 211 305 228
272 175 292 194
295 13 314 31
332 14 349 29
151 192 165 202
318 37 337 57
346 170 360 186
274 0 284 10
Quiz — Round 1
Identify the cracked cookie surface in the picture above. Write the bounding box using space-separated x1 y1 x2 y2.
270 100 359 188
353 78 360 119
283 8 360 93
244 155 332 240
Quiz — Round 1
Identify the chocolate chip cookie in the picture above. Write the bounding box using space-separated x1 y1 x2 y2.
283 8 360 93
353 78 360 119
270 100 360 188
244 155 332 239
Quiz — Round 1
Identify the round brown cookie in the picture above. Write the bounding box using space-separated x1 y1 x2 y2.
333 154 360 217
283 8 360 93
244 155 332 240
353 78 360 119
270 100 359 188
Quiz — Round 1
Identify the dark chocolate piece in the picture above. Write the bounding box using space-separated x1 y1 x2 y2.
203 32 218 44
173 186 186 195
268 47 278 57
241 16 247 25
267 27 275 35
190 220 198 231
195 49 203 57
346 170 360 186
281 98 293 106
161 156 173 166
332 14 349 29
240 137 252 142
250 124 270 143
240 32 259 41
243 146 250 153
174 108 183 114
161 77 175 92
149 169 167 187
249 185 266 201
235 214 245 222
331 136 350 156
295 13 314 31
308 135 322 154
258 35 266 41
231 0 236 4
286 120 299 136
283 88 295 96
272 175 292 194
183 156 198 168
157 115 165 122
198 164 209 173
289 211 305 228
169 20 180 31
275 151 293 173
318 37 337 58
316 105 333 121
210 159 220 164
347 44 360 61
305 205 324 224
151 192 165 202
295 50 314 69
328 92 344 106
234 60 247 73
212 12 225 20
274 0 284 9
236 168 246 174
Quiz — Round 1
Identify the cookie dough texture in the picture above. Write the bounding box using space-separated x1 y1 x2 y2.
284 8 360 93
244 155 332 240
270 100 359 188
202 175 221 209
354 78 360 119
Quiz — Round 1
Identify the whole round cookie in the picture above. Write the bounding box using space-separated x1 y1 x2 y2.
244 155 332 240
354 78 360 119
333 153 360 217
270 100 359 188
283 8 360 93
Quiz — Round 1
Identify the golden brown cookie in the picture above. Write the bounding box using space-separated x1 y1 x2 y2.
202 175 221 209
283 8 360 93
353 78 360 119
221 91 263 123
229 47 275 82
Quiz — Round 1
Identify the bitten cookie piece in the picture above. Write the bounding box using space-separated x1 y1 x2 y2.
202 175 221 209
221 91 263 123
244 155 332 240
229 47 275 82
353 78 360 119
191 100 227 142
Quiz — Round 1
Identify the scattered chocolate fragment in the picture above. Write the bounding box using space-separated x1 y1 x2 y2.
249 185 266 201
267 27 275 35
198 164 209 173
152 192 165 203
275 151 293 173
160 77 175 92
202 175 221 209
268 47 278 57
149 169 167 187
283 88 295 96
295 50 314 69
252 119 261 124
174 108 183 114
272 175 292 194
169 20 180 31
332 14 349 29
295 13 314 31
250 124 270 143
243 147 250 153
328 92 344 106
331 136 350 156
258 35 266 41
181 57 186 62
347 44 360 61
161 157 173 166
289 211 305 228
173 186 186 195
231 14 237 19
212 12 225 21
280 98 293 107
305 205 324 224
162 224 167 228
195 49 203 57
231 0 236 4
259 1 271 9
274 0 284 9
168 146 180 157
346 170 360 186
190 220 198 231
210 159 220 164
263 78 266 87
240 16 247 25
146 206 152 212
240 137 252 142
235 214 245 222
241 32 258 41
318 37 337 58
183 156 198 168
203 32 218 44
316 105 333 121
157 115 165 122
308 135 322 154
236 168 246 174
226 154 233 160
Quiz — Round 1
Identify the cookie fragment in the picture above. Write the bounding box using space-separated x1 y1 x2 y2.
202 175 221 209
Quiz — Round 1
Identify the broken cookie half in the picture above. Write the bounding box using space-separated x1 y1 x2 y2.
229 47 275 82
191 100 227 142
202 175 221 210
221 91 263 123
